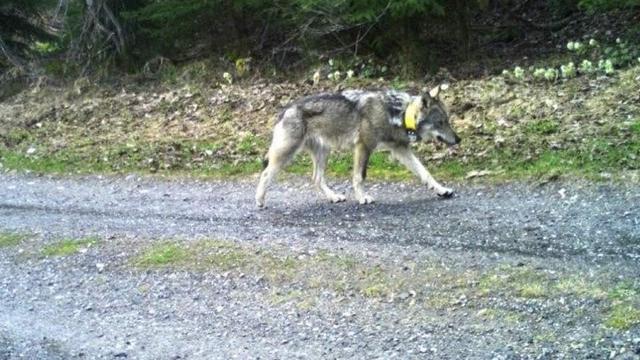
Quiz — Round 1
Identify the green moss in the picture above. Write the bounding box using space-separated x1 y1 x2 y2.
0 232 30 247
41 237 99 257
608 282 639 301
134 242 189 266
478 266 550 298
555 277 607 299
133 239 299 276
605 304 640 330
518 282 547 298
361 284 388 298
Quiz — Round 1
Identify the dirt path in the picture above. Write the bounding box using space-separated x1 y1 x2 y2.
1 173 639 359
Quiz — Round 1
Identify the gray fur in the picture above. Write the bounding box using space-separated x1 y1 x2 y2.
255 88 461 207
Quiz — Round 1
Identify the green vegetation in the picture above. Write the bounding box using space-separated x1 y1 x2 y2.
525 119 559 135
605 304 640 330
41 237 100 257
604 282 640 330
0 232 30 248
3 0 639 81
2 3 640 184
129 239 640 332
504 34 640 83
2 105 639 182
518 282 548 298
133 243 189 267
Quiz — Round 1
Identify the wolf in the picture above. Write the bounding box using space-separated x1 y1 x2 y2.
255 85 461 207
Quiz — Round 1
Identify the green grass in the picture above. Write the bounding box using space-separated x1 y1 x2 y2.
134 239 275 272
130 238 640 331
608 282 639 301
604 281 640 330
0 232 30 247
525 118 559 135
134 242 189 266
605 304 640 330
1 126 639 183
41 237 99 257
518 282 548 298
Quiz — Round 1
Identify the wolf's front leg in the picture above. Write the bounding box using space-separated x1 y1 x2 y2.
353 143 375 204
391 146 454 197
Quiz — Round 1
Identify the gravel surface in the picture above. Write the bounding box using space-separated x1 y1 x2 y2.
1 172 639 359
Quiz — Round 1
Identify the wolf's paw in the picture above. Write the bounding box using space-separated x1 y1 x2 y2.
328 193 347 203
436 187 454 198
357 194 375 205
255 196 266 208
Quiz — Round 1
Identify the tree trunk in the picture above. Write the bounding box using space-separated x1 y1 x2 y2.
454 0 471 60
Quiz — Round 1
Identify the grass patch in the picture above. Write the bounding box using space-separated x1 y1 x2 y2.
133 239 297 276
605 304 640 330
603 281 640 330
134 242 189 266
518 282 548 298
524 118 559 135
478 266 549 298
0 232 30 247
555 277 607 299
2 127 639 182
129 238 640 331
608 282 639 301
41 237 99 257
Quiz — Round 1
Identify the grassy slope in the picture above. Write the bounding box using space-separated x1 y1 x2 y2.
0 64 639 183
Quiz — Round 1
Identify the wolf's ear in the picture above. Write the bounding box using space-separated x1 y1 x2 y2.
428 85 441 99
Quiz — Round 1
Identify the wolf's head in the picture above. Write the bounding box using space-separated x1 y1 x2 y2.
415 86 461 146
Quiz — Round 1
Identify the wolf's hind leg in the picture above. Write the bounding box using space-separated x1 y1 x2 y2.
353 143 375 204
390 146 453 197
255 120 303 207
308 140 346 203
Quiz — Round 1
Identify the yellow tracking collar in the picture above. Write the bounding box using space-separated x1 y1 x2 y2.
403 99 420 131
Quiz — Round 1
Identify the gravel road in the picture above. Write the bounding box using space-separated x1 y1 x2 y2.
1 172 639 359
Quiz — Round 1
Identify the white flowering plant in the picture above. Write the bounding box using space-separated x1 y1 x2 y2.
222 72 233 85
513 66 525 80
560 62 576 78
544 68 558 82
579 59 594 74
533 68 546 80
598 59 615 75
321 56 391 81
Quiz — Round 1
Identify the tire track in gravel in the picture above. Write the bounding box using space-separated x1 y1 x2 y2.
0 173 638 260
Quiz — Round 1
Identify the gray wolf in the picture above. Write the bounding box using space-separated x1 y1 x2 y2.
255 86 461 207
